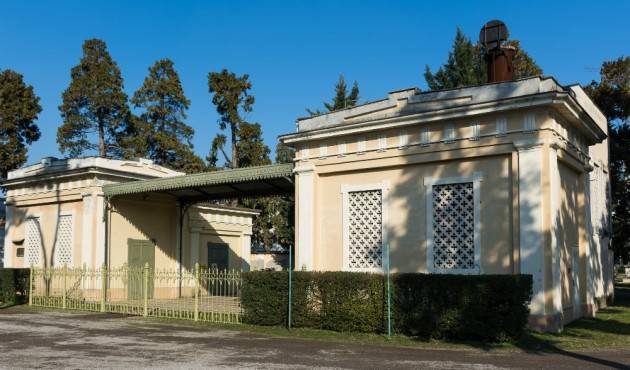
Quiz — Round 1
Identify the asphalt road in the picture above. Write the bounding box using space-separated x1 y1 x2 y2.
1 306 629 369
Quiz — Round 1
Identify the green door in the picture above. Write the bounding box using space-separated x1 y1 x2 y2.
127 239 155 300
208 243 229 271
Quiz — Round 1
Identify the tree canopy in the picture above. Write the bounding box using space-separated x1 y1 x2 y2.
0 69 42 179
307 75 360 115
424 28 542 90
131 59 204 173
585 56 630 262
207 69 255 170
57 39 132 158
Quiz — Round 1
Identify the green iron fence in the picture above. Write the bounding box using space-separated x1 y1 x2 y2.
29 263 242 324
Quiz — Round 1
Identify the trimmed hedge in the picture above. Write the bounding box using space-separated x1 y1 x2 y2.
0 268 30 306
241 271 532 341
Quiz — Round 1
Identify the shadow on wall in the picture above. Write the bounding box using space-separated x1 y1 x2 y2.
9 160 72 269
108 196 247 272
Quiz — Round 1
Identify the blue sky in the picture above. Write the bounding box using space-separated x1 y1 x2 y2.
1 0 628 165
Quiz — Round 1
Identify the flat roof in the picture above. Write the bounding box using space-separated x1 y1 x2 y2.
103 163 294 202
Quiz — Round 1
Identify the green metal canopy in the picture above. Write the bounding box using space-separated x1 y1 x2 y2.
103 163 294 201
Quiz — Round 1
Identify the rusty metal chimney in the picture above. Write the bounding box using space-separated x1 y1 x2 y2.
479 20 515 83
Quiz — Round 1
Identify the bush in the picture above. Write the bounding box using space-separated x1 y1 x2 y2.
242 271 384 332
242 271 532 341
0 268 30 306
393 274 532 340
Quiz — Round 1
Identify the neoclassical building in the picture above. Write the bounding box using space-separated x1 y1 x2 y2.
3 157 258 274
279 76 613 331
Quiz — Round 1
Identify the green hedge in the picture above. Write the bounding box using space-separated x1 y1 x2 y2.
0 268 30 306
241 271 532 341
394 274 532 340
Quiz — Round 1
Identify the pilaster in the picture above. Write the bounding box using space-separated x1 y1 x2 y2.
294 163 315 270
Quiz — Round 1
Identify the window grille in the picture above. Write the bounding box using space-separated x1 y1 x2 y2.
347 190 383 270
432 182 475 270
53 215 73 266
25 217 43 267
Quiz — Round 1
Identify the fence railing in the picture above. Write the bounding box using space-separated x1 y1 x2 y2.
29 263 242 324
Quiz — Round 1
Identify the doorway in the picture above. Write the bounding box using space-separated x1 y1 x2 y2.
127 238 155 300
207 243 229 271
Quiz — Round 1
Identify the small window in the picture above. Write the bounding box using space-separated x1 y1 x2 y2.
420 127 430 146
523 113 536 131
496 117 507 136
399 130 409 148
469 122 480 140
16 248 24 257
301 145 310 159
443 124 455 143
338 140 347 156
357 137 366 154
319 143 328 158
378 135 387 151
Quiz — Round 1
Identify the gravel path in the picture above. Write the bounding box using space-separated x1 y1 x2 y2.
1 306 629 369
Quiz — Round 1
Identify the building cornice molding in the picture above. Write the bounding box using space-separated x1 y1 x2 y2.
280 92 606 146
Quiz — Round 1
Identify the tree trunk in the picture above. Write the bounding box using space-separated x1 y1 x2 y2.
98 119 106 157
231 124 238 169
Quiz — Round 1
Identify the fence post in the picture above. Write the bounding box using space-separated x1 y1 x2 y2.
143 262 149 317
62 264 67 310
194 263 199 321
100 264 106 313
29 266 34 306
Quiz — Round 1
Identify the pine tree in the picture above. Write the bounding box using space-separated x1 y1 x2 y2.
207 69 255 169
58 39 132 158
585 56 630 262
307 75 360 115
0 70 42 179
132 59 204 173
424 28 542 90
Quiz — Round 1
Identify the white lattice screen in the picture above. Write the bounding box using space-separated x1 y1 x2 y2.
53 215 74 266
25 218 43 267
347 190 383 270
432 182 475 270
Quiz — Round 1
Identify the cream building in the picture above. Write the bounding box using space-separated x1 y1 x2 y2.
3 157 258 274
279 76 613 332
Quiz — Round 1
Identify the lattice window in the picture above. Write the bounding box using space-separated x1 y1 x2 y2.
432 182 475 270
347 190 383 270
25 217 43 267
53 215 73 266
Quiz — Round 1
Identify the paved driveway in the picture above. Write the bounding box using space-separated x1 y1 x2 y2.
1 306 629 369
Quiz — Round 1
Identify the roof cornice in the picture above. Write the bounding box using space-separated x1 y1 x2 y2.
279 91 606 145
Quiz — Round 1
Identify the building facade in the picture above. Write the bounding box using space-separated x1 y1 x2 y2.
2 157 257 273
280 76 613 331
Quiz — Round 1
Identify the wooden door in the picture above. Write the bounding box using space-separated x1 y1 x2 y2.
127 239 155 300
